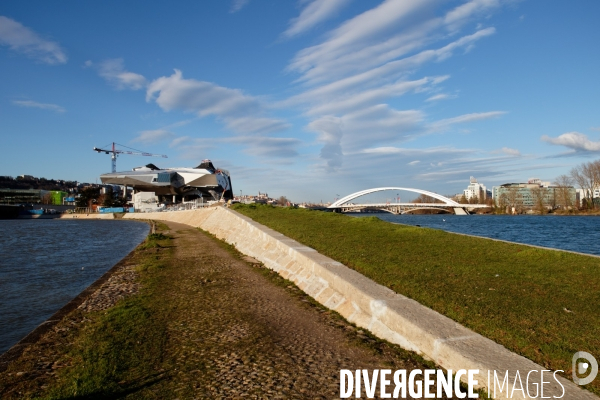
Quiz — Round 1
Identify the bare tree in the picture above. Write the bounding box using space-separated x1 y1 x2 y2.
571 160 600 209
554 174 575 211
278 196 289 206
530 186 548 214
506 187 522 214
412 194 441 203
41 192 53 205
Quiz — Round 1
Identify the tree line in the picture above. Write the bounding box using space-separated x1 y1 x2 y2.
0 175 78 191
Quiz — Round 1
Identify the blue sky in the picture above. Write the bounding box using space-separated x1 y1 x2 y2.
1 0 599 202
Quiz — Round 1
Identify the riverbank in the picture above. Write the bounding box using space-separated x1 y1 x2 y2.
232 204 600 396
0 221 443 399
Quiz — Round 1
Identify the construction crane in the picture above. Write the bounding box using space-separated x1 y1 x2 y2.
93 142 168 173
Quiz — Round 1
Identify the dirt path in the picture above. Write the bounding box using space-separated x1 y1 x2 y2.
150 221 434 398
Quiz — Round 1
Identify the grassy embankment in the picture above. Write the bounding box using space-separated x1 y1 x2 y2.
233 204 600 394
49 229 173 399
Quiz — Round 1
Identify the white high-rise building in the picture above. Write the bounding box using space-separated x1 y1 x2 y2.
463 177 486 202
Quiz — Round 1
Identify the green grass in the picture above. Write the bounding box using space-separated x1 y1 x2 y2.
43 227 174 399
233 204 600 394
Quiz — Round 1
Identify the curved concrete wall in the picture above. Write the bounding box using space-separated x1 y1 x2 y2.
124 207 596 400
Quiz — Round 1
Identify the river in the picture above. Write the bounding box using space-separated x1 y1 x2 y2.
0 219 149 355
350 213 600 256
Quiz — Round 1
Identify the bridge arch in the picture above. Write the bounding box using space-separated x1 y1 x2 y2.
329 187 461 208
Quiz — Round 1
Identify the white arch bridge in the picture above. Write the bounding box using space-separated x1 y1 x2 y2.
328 187 490 215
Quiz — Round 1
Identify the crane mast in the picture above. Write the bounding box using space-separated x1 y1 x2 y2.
93 142 168 173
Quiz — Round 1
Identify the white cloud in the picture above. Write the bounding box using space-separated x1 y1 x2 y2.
426 93 455 102
98 59 147 90
492 147 521 156
304 77 433 116
307 115 344 170
230 0 249 13
229 136 302 158
290 28 494 103
282 2 504 177
408 160 420 165
12 100 65 113
146 69 289 134
590 126 600 132
306 105 506 171
0 16 67 64
288 0 436 84
288 0 498 86
307 105 426 170
541 132 600 152
133 129 175 144
444 0 500 32
429 111 506 130
283 0 350 38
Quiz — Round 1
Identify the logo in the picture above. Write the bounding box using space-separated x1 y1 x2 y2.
572 351 598 386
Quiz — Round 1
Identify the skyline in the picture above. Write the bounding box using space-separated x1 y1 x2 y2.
1 1 600 202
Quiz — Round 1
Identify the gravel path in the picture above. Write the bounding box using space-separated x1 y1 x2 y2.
150 222 436 398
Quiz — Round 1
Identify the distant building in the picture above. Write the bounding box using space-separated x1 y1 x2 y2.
463 177 487 202
0 188 45 204
576 187 600 207
492 178 576 211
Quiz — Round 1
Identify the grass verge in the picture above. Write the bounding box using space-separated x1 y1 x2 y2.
40 222 172 399
232 204 600 395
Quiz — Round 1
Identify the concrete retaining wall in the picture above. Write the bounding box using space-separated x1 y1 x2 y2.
124 207 596 400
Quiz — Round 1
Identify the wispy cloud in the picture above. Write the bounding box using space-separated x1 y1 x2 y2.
283 0 350 38
492 147 521 156
430 111 506 130
169 137 215 161
97 58 147 90
426 93 456 102
303 77 434 116
229 136 302 158
146 69 289 135
287 0 497 85
541 132 600 152
133 129 175 144
283 1 506 175
230 0 250 13
12 100 65 113
444 0 500 32
0 16 67 64
287 0 435 84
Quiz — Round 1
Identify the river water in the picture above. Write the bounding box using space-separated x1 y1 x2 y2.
0 219 149 355
351 213 600 256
